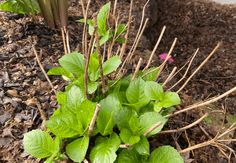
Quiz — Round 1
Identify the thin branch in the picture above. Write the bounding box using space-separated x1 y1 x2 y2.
155 38 177 80
143 26 166 71
119 144 130 148
33 47 56 94
168 48 199 90
131 58 143 81
94 21 106 93
88 104 101 137
166 85 236 118
61 28 68 54
162 66 177 87
177 43 221 93
65 27 71 53
119 0 133 59
179 139 214 153
144 122 162 137
117 18 149 78
159 113 208 134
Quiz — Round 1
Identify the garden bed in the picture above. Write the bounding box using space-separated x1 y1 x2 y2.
0 0 235 162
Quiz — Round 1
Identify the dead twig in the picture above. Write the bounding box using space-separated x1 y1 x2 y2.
162 66 177 87
177 43 221 93
143 26 166 71
88 104 101 137
168 48 199 90
33 47 56 94
144 122 162 137
131 58 143 81
159 113 208 134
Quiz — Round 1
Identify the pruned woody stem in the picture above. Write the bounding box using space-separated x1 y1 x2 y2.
34 0 236 158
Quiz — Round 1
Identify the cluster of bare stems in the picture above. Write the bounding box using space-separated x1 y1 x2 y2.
33 0 236 161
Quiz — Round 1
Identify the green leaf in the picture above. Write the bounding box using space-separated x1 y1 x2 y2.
117 149 142 163
128 115 143 135
66 85 85 114
88 81 99 94
115 107 137 130
76 100 96 131
142 67 160 81
115 37 126 43
120 128 140 145
134 136 150 156
149 146 184 163
144 81 164 101
46 112 83 138
47 67 74 80
23 130 55 158
139 112 167 137
116 24 126 36
126 78 150 110
160 92 181 108
0 0 39 15
56 91 67 106
66 136 89 163
97 94 121 136
99 29 113 46
89 52 99 81
103 56 122 76
97 2 111 36
59 52 84 75
90 133 121 163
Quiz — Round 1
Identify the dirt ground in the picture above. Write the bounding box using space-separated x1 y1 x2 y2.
0 0 235 162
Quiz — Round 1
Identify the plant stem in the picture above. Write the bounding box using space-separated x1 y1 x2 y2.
88 104 101 137
94 18 106 94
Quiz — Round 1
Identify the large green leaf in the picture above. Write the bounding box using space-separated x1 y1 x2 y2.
99 29 113 46
119 128 140 145
148 146 184 163
59 52 84 75
97 2 111 36
126 78 150 110
65 85 85 114
66 136 89 163
139 112 167 137
115 107 137 130
97 94 121 136
76 100 96 131
117 149 142 163
23 130 56 158
134 136 150 156
90 133 121 163
144 81 164 101
46 112 83 138
103 56 122 76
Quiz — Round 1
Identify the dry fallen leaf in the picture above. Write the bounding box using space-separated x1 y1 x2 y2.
25 98 38 106
7 89 19 97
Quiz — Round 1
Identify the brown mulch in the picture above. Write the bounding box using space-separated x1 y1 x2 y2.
0 0 235 162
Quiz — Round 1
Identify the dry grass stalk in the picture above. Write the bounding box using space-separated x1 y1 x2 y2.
61 27 68 54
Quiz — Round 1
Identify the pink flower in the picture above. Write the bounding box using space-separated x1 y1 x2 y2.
159 53 174 63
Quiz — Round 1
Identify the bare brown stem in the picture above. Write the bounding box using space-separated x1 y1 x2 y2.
162 66 177 87
143 26 166 71
33 47 56 94
144 122 162 137
159 113 208 134
88 104 101 137
131 58 143 81
177 43 221 93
